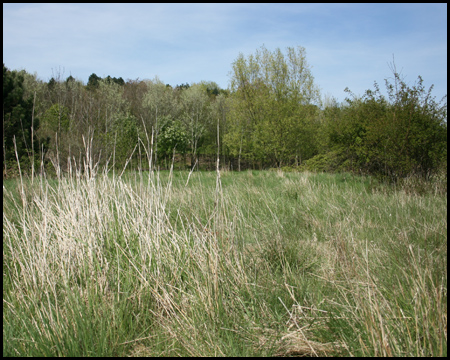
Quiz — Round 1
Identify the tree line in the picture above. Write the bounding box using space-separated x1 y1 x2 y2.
3 45 447 182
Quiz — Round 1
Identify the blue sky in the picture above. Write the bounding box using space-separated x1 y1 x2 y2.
3 3 447 103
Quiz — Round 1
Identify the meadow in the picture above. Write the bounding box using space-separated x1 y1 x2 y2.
3 161 447 356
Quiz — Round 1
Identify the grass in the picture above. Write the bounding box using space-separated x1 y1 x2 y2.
3 158 447 356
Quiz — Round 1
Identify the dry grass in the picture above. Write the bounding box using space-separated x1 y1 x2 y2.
3 141 447 356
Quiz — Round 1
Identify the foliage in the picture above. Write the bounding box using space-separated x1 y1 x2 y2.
3 49 447 180
87 73 101 90
300 149 350 173
157 117 188 163
40 103 70 135
3 64 41 176
225 45 320 168
325 70 447 182
180 83 211 166
103 112 140 166
104 75 125 86
65 75 75 84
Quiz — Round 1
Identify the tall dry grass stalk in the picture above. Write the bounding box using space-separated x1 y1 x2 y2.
3 136 446 356
3 134 257 356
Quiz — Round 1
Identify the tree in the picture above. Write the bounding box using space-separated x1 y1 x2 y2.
207 92 230 168
104 112 140 168
87 73 101 91
226 45 320 168
105 75 125 86
123 78 149 124
175 83 190 91
142 77 179 166
322 66 447 181
40 103 70 136
3 64 41 176
362 71 447 180
198 80 221 98
97 78 128 134
47 77 57 91
66 75 75 84
180 83 211 168
157 117 188 167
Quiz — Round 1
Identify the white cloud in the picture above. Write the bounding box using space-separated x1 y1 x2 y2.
3 3 446 101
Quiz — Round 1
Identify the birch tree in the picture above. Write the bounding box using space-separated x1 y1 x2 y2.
180 83 211 168
226 45 320 168
142 77 179 166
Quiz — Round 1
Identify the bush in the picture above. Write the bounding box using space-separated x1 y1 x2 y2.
323 69 447 183
300 149 348 173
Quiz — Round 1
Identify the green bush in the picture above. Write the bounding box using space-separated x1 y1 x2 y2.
300 149 348 173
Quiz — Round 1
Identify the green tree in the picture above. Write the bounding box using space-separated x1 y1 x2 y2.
40 103 70 134
175 83 190 91
3 64 41 176
123 78 149 125
198 80 221 98
362 72 447 180
87 73 101 91
226 45 320 168
157 118 188 167
97 78 128 134
66 75 75 84
207 92 229 167
59 76 90 164
105 75 125 86
322 68 447 181
180 83 211 168
34 103 70 172
104 112 140 168
226 52 270 168
47 77 57 91
223 94 254 170
142 77 179 166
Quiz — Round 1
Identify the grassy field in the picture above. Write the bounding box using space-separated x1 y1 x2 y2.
3 165 447 356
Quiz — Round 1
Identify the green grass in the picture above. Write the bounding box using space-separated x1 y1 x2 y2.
3 166 447 356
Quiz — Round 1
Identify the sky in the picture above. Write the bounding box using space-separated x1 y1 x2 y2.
3 3 447 104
